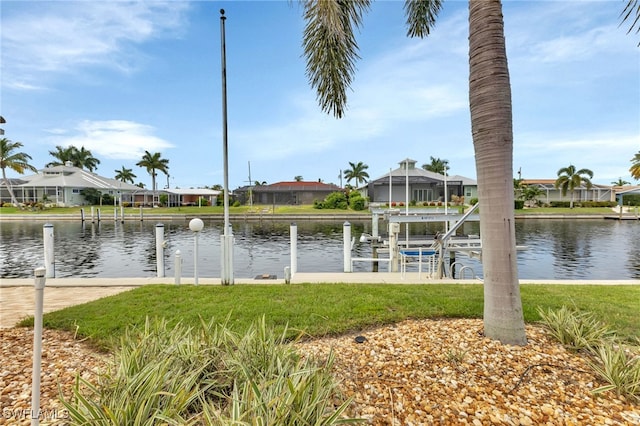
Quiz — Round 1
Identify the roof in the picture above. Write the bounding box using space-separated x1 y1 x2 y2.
252 181 342 192
614 185 640 195
166 188 221 196
522 179 613 190
369 159 477 186
17 164 141 191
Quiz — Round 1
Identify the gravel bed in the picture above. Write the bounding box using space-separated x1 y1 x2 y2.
1 320 639 425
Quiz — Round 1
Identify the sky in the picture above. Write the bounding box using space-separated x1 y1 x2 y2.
1 0 639 190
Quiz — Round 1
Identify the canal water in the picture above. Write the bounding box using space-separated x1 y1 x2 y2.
0 218 637 280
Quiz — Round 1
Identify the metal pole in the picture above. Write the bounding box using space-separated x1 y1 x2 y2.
194 232 199 285
220 8 234 285
43 224 54 278
31 266 46 426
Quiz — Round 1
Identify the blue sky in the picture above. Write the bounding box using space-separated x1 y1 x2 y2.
1 0 638 190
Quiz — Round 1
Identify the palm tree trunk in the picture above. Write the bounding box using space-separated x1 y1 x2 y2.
469 0 526 345
2 169 18 206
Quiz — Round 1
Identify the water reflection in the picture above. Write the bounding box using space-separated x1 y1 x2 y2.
0 218 637 280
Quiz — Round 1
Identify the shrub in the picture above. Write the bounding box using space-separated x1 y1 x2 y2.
232 200 241 207
348 192 366 211
514 200 525 209
469 198 478 205
318 191 348 210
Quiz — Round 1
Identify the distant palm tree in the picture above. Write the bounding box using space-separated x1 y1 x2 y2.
136 151 169 203
294 175 303 182
74 146 100 172
555 165 594 208
114 166 137 184
47 145 100 171
343 161 369 187
422 156 449 175
47 145 76 167
630 151 640 180
611 177 630 186
520 185 544 206
0 138 37 206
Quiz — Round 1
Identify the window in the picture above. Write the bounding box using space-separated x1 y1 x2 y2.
72 188 80 194
412 189 432 202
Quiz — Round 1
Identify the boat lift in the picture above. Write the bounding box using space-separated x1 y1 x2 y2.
384 203 481 278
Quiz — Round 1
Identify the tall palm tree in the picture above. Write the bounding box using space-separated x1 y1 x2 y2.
294 175 303 182
343 161 370 187
422 156 449 174
555 165 594 208
47 145 100 171
302 0 526 345
630 151 640 180
114 166 137 184
0 138 37 206
136 151 169 203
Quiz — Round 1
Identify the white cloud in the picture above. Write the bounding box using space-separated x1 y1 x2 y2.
1 1 190 89
56 120 174 160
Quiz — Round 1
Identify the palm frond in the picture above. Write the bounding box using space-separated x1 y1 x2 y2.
620 0 640 46
302 0 371 118
404 0 443 38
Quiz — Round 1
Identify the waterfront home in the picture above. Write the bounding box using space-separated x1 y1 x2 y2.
363 158 477 205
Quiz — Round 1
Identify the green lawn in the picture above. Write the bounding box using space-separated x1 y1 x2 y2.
25 283 639 350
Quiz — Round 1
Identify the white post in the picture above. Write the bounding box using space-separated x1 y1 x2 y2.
444 165 449 232
284 266 291 284
155 224 164 278
43 224 54 278
189 218 204 285
405 160 409 247
139 204 143 221
91 206 95 223
388 168 392 206
389 222 399 272
343 221 352 272
31 267 46 426
372 213 379 239
220 230 234 285
174 250 182 285
290 222 297 275
120 203 124 223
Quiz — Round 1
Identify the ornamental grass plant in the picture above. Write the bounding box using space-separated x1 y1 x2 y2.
61 316 357 425
537 306 640 402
